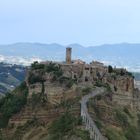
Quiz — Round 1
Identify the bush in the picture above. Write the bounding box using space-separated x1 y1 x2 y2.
108 65 113 73
115 110 129 128
66 79 75 88
82 87 92 94
28 72 43 84
58 76 75 88
95 81 103 87
74 129 90 140
48 112 81 140
123 107 133 118
94 119 102 129
31 61 45 70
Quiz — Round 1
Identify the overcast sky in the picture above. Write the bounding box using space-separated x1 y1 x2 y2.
0 0 140 46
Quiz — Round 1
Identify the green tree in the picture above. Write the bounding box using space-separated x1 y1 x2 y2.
108 65 113 73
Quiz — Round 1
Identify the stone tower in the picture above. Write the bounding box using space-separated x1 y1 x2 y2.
66 47 72 64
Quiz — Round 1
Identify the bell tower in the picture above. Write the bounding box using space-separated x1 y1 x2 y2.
66 47 72 64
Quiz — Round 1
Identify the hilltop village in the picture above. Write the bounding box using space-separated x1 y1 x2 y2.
26 48 139 109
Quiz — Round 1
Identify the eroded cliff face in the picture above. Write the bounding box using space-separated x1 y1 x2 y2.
102 71 140 110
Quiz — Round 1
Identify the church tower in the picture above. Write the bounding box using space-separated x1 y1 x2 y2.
66 47 72 64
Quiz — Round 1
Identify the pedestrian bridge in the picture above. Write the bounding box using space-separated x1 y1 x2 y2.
80 87 105 140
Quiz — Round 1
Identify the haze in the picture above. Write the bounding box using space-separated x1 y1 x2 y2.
0 0 140 46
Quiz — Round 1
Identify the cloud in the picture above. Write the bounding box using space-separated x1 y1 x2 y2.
0 55 43 66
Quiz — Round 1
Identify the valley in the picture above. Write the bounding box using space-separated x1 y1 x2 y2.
0 63 26 95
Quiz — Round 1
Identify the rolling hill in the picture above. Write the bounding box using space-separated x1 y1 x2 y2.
0 63 26 95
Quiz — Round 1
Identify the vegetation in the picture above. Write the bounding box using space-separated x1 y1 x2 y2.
13 117 41 140
28 72 44 84
108 65 113 73
48 112 90 140
82 87 92 94
30 62 77 88
59 76 76 88
0 63 26 95
31 61 45 70
123 107 133 118
106 127 127 140
0 82 28 128
115 109 129 128
88 93 140 140
29 62 63 84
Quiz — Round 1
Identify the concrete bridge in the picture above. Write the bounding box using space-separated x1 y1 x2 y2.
80 87 105 140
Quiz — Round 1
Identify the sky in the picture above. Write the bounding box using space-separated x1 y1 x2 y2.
0 0 140 46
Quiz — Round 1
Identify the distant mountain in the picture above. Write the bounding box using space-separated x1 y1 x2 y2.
0 42 140 72
0 63 26 95
133 72 140 81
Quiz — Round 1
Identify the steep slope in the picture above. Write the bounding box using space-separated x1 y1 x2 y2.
88 88 140 140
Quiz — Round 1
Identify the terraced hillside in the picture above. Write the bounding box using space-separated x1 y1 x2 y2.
0 81 91 140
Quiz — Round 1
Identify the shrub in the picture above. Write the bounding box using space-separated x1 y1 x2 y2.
31 61 45 70
115 110 129 128
66 79 75 88
48 112 81 140
82 87 92 94
74 129 90 140
28 72 43 84
94 119 102 129
95 81 103 87
123 107 133 118
108 65 113 73
58 76 75 88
